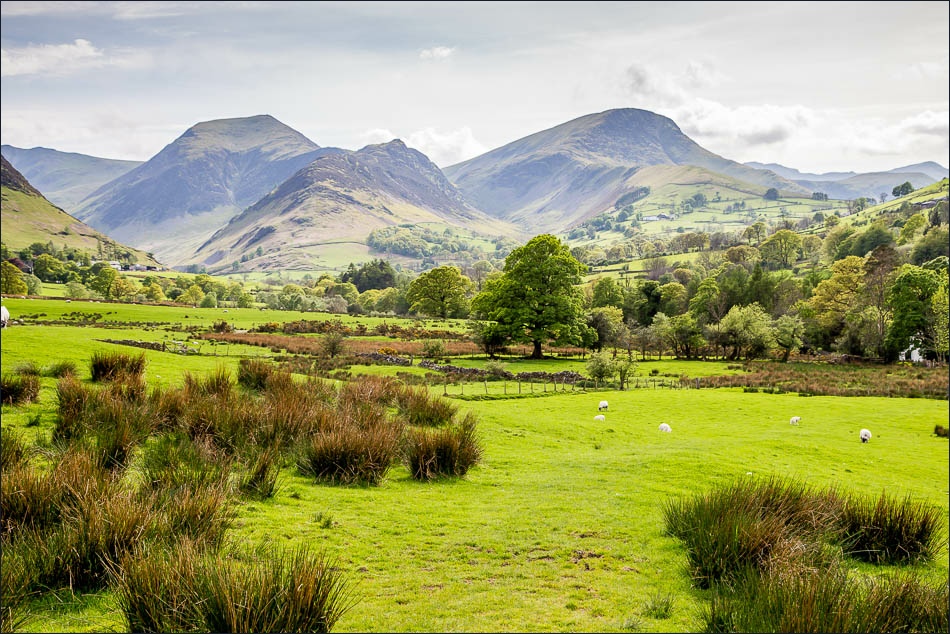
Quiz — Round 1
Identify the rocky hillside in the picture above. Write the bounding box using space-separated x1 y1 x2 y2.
73 115 335 265
188 139 518 272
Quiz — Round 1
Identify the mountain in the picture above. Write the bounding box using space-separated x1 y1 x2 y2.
73 115 336 265
1 144 142 211
1 155 159 266
443 108 809 233
744 160 949 199
188 139 518 272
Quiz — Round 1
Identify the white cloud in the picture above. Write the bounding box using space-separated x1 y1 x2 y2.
359 126 486 166
419 46 456 61
0 39 149 77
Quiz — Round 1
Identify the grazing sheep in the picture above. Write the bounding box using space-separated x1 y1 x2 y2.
860 429 872 443
790 416 801 425
594 414 605 422
598 400 609 411
658 423 672 433
0 305 8 329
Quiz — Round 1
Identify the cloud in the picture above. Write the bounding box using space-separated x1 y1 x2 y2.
419 46 456 61
0 39 149 77
359 126 486 166
897 110 949 138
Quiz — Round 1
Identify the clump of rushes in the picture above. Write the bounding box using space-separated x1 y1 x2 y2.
237 358 274 391
13 361 41 376
0 429 29 470
837 492 945 564
297 418 403 485
89 350 146 382
240 447 282 499
183 367 234 400
402 412 483 481
1 373 40 405
394 385 458 427
43 359 77 378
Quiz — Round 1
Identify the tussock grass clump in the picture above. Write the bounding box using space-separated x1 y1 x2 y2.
642 590 675 620
152 480 234 548
838 492 944 564
55 374 93 440
0 545 33 633
240 447 282 499
183 367 234 399
43 359 77 378
394 385 459 426
89 350 146 382
703 565 949 633
338 375 401 408
140 432 230 493
402 413 483 481
1 462 63 537
297 419 403 485
0 429 29 470
114 544 355 634
238 358 275 391
663 477 842 588
13 360 41 376
1 372 40 405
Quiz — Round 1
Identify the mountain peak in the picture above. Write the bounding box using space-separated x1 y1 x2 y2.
1 154 42 197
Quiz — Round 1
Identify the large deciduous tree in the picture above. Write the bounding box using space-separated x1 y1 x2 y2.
471 234 587 359
406 266 472 318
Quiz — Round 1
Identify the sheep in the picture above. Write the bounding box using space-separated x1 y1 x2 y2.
594 414 606 422
0 305 8 329
598 400 609 411
860 429 872 443
658 423 672 433
790 416 801 425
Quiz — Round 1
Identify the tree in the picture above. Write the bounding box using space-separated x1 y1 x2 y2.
885 264 942 359
88 266 119 299
586 351 616 384
808 256 865 336
773 314 804 362
715 303 775 360
340 258 397 292
32 254 67 283
932 276 949 362
652 312 704 359
759 229 802 268
587 306 625 352
1 261 28 294
199 291 218 308
406 266 472 318
892 181 914 198
111 276 138 301
910 226 950 265
180 284 205 306
144 283 166 302
471 234 587 359
591 277 623 309
764 188 779 201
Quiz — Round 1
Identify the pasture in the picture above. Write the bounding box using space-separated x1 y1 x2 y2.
1 299 947 632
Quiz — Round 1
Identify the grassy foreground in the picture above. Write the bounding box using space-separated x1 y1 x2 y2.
1 305 947 632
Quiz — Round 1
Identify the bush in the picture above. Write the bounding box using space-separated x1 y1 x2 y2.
401 413 482 481
422 340 446 359
89 350 146 382
1 373 40 405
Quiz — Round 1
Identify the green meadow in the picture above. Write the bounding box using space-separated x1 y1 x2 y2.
1 299 947 632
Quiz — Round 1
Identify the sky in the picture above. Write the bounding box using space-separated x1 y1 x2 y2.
1 1 948 174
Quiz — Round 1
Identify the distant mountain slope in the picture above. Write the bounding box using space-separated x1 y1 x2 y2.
745 160 948 199
1 144 142 211
74 114 337 265
1 155 159 266
443 108 808 233
188 139 518 272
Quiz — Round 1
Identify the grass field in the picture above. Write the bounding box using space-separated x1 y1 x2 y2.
2 300 947 633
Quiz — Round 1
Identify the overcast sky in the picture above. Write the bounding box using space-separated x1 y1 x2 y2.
2 1 948 174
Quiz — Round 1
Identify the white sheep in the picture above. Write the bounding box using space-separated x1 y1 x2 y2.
598 400 609 411
658 423 672 433
0 305 9 329
594 414 605 422
790 416 801 425
860 429 872 443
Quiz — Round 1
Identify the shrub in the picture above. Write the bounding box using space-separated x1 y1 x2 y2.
89 350 146 382
297 419 402 485
401 413 482 481
422 340 446 359
838 492 944 564
1 373 40 405
238 358 274 391
320 331 347 358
